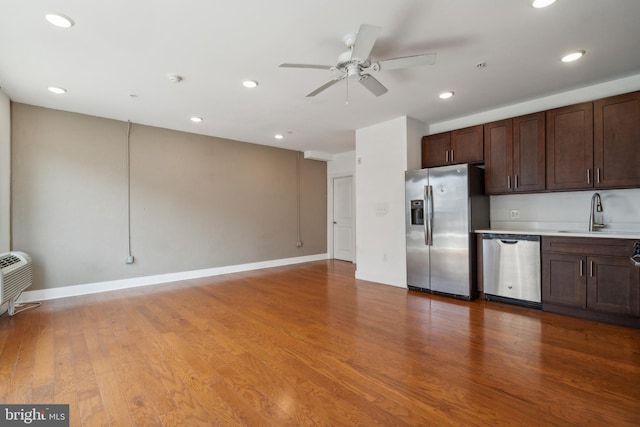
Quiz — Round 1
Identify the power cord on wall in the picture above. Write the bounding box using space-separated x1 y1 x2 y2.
125 121 134 264
296 151 303 247
0 300 41 317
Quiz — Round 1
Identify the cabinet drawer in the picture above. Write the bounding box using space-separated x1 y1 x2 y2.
542 237 637 257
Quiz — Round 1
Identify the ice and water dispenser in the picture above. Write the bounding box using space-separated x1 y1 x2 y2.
410 200 424 225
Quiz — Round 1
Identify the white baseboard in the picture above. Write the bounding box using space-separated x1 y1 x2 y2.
355 269 407 288
17 253 329 304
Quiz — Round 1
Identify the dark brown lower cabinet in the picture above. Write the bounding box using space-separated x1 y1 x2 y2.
542 237 640 327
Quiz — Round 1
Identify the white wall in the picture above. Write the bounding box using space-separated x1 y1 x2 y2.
406 117 426 171
0 90 9 252
490 188 640 232
355 116 426 287
327 151 356 176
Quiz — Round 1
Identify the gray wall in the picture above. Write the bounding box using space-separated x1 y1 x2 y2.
11 103 326 291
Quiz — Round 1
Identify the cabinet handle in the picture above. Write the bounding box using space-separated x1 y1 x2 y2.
590 260 594 277
587 169 591 184
451 149 454 163
507 176 511 189
445 150 449 163
514 175 519 189
579 260 584 276
596 168 601 184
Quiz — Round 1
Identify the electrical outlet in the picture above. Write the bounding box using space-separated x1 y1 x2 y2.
375 203 389 216
125 255 135 264
296 241 303 247
509 209 520 219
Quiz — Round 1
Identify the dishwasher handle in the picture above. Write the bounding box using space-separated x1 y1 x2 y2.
500 239 519 244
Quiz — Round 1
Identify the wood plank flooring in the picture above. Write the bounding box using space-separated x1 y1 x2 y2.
1 260 639 426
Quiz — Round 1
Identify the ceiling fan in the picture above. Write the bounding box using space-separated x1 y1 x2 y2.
279 24 436 98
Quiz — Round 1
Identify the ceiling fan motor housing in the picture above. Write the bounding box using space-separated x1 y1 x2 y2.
337 50 369 77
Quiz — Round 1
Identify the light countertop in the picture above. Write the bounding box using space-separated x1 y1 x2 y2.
475 228 640 239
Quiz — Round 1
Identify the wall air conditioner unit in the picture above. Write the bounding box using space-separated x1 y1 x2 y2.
0 252 33 316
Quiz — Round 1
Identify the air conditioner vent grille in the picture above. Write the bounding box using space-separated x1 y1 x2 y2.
1 251 33 316
0 255 21 269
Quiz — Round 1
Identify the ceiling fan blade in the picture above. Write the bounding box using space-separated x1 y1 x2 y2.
359 74 388 97
279 63 334 70
306 75 346 97
375 53 437 71
350 24 381 60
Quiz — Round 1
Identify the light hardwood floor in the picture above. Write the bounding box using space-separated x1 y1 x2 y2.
1 260 639 426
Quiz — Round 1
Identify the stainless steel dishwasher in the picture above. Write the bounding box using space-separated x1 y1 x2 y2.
482 234 541 308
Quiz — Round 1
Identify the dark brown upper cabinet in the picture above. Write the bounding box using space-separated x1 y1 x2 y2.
546 102 594 191
421 132 451 168
594 91 640 188
484 112 545 194
421 125 483 168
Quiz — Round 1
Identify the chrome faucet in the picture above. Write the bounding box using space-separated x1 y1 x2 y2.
589 192 604 231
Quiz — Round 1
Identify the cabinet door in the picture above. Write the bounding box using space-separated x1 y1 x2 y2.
587 256 640 316
546 102 594 190
451 125 484 164
542 253 586 308
484 119 513 194
513 112 545 192
594 91 640 188
422 132 450 168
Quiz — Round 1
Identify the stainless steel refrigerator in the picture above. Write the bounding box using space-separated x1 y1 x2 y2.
405 164 489 299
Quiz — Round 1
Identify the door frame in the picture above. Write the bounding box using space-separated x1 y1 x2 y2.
328 173 356 262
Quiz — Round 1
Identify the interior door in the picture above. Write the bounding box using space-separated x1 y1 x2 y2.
332 175 354 262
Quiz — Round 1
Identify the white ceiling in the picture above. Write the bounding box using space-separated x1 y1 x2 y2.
2 0 640 155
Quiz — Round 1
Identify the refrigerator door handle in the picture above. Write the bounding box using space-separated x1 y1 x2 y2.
425 185 434 246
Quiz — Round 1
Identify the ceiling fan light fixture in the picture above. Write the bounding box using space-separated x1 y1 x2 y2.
45 13 74 28
242 80 258 88
561 50 585 63
439 91 454 99
48 86 67 94
530 0 556 8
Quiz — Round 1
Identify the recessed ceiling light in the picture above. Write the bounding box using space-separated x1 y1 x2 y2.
439 91 454 99
274 134 284 140
530 0 556 8
47 86 67 94
561 50 585 63
243 80 258 89
45 13 74 28
190 117 203 123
